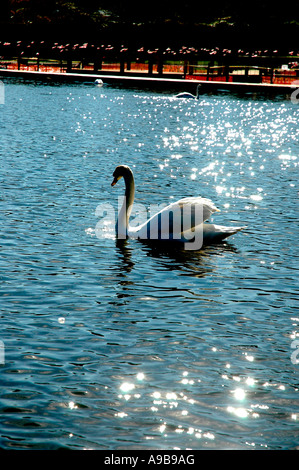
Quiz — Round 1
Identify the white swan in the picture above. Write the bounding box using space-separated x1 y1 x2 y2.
175 84 201 99
111 165 245 248
94 78 103 86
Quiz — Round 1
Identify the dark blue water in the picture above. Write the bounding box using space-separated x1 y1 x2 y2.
0 78 298 449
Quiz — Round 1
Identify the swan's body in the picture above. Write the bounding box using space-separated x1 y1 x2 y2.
175 84 201 99
111 165 245 249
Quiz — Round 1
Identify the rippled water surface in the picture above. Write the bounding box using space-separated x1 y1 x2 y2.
0 79 298 449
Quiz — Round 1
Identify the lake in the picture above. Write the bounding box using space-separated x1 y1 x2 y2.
0 78 298 449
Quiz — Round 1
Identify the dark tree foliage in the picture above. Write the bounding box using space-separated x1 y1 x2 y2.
1 0 299 47
5 0 299 26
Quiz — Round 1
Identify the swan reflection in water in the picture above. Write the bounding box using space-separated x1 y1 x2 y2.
116 237 239 277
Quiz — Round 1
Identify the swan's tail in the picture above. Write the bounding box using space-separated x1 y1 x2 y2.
203 223 247 243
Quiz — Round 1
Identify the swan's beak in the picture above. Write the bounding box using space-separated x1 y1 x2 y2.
111 177 118 187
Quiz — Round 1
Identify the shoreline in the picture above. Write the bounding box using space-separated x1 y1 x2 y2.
0 68 297 93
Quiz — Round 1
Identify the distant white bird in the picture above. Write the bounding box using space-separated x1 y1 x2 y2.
175 84 201 99
111 165 245 248
94 78 103 86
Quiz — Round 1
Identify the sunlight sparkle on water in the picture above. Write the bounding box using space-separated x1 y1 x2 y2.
115 412 128 418
233 388 246 400
245 354 254 362
120 382 135 393
227 406 248 418
250 194 263 202
159 423 167 433
246 377 256 386
68 401 78 410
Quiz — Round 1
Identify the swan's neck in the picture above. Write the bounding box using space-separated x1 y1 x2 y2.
117 170 135 238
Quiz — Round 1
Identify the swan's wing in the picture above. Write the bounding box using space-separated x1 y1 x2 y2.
128 197 219 241
175 197 219 225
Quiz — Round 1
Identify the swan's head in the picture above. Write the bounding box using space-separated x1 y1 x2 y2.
111 165 132 186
